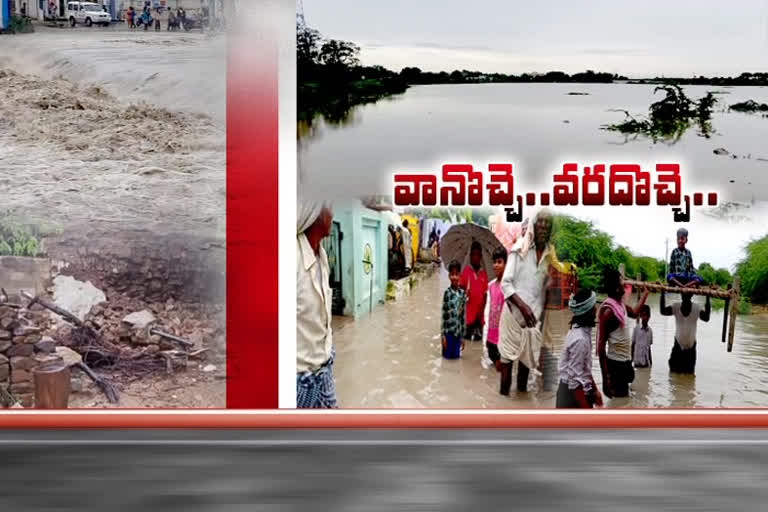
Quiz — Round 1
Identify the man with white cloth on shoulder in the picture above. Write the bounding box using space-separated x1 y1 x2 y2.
498 209 556 395
296 200 337 408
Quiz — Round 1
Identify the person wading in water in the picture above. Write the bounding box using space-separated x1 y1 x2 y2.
660 289 711 374
296 201 337 408
597 269 649 399
498 210 556 395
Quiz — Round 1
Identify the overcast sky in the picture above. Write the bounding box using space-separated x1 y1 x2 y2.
302 0 768 77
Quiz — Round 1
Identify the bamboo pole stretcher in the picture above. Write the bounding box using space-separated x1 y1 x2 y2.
618 264 741 353
619 279 736 300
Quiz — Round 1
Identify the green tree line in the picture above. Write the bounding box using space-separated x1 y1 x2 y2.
551 215 665 292
298 20 408 121
736 236 768 304
400 68 626 85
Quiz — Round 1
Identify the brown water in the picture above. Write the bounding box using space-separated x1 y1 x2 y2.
333 269 768 408
0 28 225 240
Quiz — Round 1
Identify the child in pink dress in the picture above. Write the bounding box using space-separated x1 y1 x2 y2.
482 248 508 373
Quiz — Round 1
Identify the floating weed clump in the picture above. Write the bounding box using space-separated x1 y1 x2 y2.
604 85 717 143
729 100 768 113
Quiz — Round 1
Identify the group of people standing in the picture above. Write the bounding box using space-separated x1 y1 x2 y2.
441 210 558 395
125 4 189 31
440 211 713 408
295 199 713 409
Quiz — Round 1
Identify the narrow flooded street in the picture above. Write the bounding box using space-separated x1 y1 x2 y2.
334 268 768 408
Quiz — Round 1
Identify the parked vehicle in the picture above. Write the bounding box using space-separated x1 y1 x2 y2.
67 1 111 27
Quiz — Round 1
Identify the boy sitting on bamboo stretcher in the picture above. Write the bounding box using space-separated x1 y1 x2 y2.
667 228 703 288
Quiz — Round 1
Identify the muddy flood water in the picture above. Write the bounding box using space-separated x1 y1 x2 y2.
333 268 768 408
0 27 227 408
0 27 225 240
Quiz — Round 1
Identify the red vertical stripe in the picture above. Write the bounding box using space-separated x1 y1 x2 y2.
226 28 279 408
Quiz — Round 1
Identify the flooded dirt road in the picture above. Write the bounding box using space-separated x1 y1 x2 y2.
333 268 768 408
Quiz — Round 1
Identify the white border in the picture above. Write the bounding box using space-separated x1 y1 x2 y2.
277 0 297 408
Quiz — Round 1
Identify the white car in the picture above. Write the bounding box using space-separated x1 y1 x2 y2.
67 2 111 27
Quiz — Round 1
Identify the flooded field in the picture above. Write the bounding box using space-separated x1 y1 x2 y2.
333 269 768 408
299 82 768 269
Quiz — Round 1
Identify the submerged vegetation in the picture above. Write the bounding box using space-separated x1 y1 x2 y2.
729 100 768 113
604 85 716 143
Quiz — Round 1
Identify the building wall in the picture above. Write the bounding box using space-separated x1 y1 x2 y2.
1 0 9 29
12 0 44 20
335 204 388 318
0 256 51 299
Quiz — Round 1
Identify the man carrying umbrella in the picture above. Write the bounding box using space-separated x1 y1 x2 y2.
498 210 556 395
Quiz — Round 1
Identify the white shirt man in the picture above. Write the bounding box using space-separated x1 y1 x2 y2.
661 291 710 375
296 233 333 374
296 202 337 408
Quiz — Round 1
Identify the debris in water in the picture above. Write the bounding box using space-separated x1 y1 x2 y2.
729 100 768 113
714 148 730 155
603 85 716 143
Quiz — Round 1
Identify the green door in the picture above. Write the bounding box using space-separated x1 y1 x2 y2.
322 221 344 315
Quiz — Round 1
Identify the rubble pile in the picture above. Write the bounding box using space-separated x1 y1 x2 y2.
1 285 224 407
78 296 225 363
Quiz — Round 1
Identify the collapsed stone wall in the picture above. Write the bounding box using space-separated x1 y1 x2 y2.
45 229 225 304
0 286 225 408
0 304 57 408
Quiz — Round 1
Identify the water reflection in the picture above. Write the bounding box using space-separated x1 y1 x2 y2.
333 268 768 408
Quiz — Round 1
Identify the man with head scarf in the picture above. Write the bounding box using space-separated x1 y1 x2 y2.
296 200 337 408
597 269 649 399
556 288 603 408
498 209 556 395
